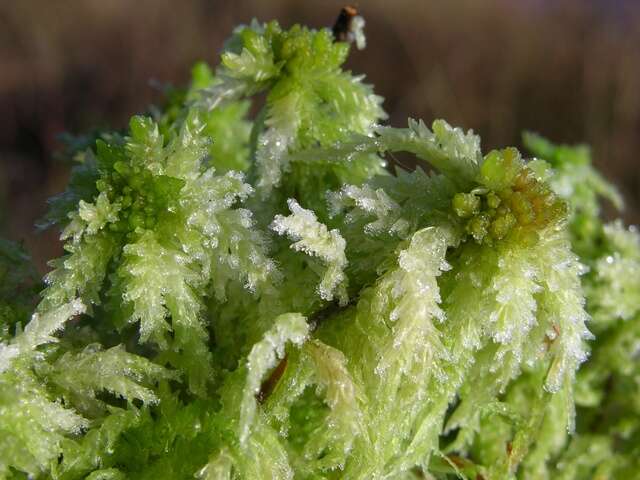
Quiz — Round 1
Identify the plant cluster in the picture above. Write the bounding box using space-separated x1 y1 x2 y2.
0 17 638 480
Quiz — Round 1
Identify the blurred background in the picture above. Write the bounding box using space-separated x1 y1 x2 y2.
1 0 639 271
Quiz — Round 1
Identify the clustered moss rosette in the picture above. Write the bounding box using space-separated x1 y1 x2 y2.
0 18 638 480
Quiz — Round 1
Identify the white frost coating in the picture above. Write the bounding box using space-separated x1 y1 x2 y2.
19 298 86 352
271 199 349 304
487 246 542 374
531 229 591 406
195 76 248 112
587 220 640 322
376 118 481 188
351 16 367 50
255 92 301 197
255 128 293 197
375 227 453 380
0 343 20 374
60 192 121 249
343 226 455 471
302 340 365 466
182 169 253 227
0 366 90 473
329 184 409 238
239 313 309 445
78 193 121 237
50 344 175 407
428 119 482 169
178 167 275 297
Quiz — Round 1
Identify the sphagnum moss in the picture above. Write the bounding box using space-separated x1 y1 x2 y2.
0 15 638 480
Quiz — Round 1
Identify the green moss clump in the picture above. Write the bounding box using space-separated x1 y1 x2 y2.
0 16 637 480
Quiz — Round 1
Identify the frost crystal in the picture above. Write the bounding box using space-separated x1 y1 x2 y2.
272 199 348 304
239 313 308 444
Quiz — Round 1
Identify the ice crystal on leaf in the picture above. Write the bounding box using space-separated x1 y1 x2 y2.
239 312 308 444
0 15 637 480
272 199 348 304
514 134 640 479
197 20 386 215
0 363 88 478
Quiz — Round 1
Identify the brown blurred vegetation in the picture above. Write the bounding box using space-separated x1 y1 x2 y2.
1 0 639 271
